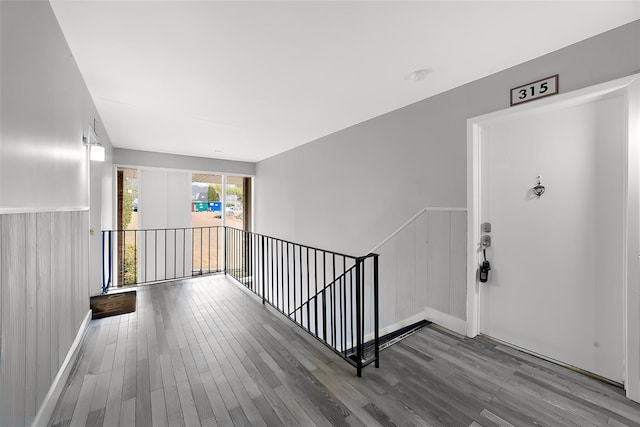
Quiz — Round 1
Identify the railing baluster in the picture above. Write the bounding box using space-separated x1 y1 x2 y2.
261 235 265 304
361 260 365 356
292 245 296 322
216 226 218 273
322 251 327 343
350 267 354 358
154 229 157 281
374 254 379 368
122 230 126 286
355 257 362 377
342 274 346 356
286 243 290 316
314 249 318 336
144 230 148 283
237 229 239 280
275 239 279 311
299 246 303 328
332 253 336 348
182 229 186 278
306 247 310 332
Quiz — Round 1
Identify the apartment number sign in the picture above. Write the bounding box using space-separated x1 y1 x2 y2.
510 75 558 106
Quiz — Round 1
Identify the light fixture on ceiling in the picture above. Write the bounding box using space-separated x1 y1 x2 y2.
405 68 432 82
83 128 105 162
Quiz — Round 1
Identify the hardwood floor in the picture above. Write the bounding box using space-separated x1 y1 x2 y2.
49 275 640 427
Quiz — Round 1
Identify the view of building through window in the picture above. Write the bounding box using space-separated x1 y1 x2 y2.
190 174 251 276
225 176 246 231
114 170 252 286
191 173 223 274
191 174 249 230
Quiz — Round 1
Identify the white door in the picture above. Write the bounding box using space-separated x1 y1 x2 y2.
478 94 625 383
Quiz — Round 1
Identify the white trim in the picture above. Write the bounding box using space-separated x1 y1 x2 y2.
466 121 482 338
30 310 92 427
369 206 467 253
0 206 89 214
467 73 640 403
425 307 467 336
624 77 640 402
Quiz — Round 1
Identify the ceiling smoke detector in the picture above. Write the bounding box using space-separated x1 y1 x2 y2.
405 68 432 82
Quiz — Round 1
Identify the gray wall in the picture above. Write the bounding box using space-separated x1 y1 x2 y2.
255 20 640 256
0 1 112 210
114 148 255 176
0 1 113 425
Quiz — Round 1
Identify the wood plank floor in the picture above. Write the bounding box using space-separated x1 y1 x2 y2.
49 275 640 427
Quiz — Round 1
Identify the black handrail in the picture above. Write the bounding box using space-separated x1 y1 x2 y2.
101 225 379 376
288 263 358 316
224 227 379 376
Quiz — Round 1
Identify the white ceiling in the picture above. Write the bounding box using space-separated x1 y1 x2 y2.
50 1 640 163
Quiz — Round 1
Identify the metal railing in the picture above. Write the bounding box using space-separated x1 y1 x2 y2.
225 227 379 376
101 225 379 376
101 226 224 292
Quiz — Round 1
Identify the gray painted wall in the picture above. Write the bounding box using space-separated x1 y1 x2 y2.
0 1 112 210
114 148 255 176
255 20 640 257
0 1 114 425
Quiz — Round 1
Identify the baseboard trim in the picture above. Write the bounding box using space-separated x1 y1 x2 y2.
30 310 92 427
424 307 467 336
370 312 426 342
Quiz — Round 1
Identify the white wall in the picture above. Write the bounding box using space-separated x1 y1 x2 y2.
255 20 640 257
138 169 193 282
0 1 113 425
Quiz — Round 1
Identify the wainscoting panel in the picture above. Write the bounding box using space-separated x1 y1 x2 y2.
372 208 467 335
449 211 467 320
396 220 416 322
1 214 27 427
427 210 451 315
414 211 429 317
0 210 89 427
25 214 38 424
377 235 397 329
36 213 53 408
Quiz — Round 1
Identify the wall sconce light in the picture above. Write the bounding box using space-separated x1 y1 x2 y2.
532 175 545 198
83 129 105 162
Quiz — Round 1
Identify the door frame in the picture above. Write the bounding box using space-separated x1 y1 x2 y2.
466 73 640 402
